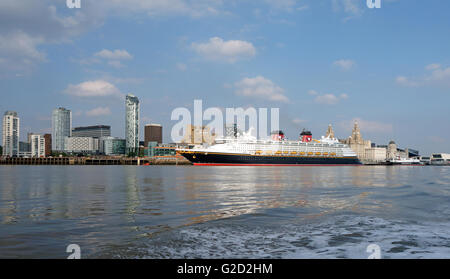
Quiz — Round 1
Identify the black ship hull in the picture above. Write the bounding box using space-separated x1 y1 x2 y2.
180 151 361 166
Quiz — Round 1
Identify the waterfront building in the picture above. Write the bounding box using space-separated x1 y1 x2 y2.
431 154 450 165
147 142 177 157
144 124 162 146
64 136 99 154
52 108 72 151
340 121 372 160
125 94 140 154
364 147 387 163
102 137 126 156
19 141 31 157
44 134 52 157
30 134 46 157
2 111 20 157
181 125 216 145
72 125 111 138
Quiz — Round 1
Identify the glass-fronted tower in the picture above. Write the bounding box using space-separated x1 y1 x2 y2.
125 94 139 155
2 111 20 156
52 107 72 151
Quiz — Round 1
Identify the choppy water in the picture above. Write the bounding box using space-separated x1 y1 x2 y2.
0 165 449 259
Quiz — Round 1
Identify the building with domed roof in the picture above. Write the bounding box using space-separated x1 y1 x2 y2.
387 141 397 160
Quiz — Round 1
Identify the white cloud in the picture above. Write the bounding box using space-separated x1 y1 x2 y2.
95 49 133 60
0 31 46 75
235 76 289 103
0 0 222 76
426 66 450 82
333 59 356 71
74 49 133 69
64 80 122 98
0 0 103 76
85 107 112 117
311 91 349 105
0 31 46 61
315 94 340 105
397 64 450 87
191 37 256 63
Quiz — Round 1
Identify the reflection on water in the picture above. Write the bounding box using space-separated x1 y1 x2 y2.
0 165 449 258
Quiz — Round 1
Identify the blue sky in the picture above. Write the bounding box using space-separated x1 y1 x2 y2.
1 0 449 155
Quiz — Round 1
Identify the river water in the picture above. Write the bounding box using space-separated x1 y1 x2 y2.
0 165 449 259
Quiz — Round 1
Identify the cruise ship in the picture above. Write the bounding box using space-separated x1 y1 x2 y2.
178 129 361 166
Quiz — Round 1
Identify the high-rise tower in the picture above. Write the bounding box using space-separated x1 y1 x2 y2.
2 111 20 156
125 94 140 154
52 107 72 151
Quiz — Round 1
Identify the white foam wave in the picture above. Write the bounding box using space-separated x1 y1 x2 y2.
138 215 450 259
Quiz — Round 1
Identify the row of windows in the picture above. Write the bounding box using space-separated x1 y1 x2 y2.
225 144 346 155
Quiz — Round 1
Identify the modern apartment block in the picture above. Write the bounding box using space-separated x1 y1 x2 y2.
64 136 99 154
72 125 111 138
125 94 139 154
52 108 72 151
2 111 20 157
30 134 45 158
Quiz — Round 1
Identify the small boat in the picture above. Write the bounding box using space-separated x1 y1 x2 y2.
387 157 422 165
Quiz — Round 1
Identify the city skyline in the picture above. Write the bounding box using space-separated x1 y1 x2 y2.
1 1 450 155
0 104 426 156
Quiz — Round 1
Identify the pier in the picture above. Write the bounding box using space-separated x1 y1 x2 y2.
0 156 192 166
